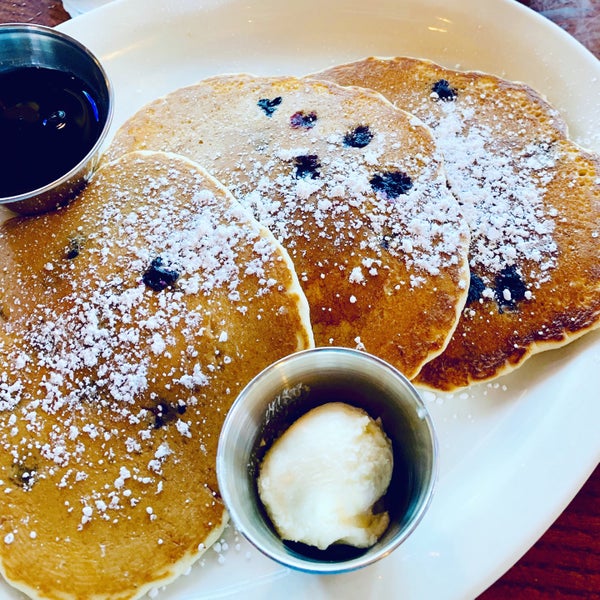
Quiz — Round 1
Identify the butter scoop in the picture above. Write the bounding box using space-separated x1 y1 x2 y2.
257 402 393 550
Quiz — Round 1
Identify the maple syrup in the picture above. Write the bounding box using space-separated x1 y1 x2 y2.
0 66 102 198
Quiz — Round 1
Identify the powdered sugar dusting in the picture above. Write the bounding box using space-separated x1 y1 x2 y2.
0 152 304 541
419 91 561 288
101 76 475 376
217 113 464 286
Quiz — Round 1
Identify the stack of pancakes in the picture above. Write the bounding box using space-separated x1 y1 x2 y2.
0 59 598 599
317 57 600 389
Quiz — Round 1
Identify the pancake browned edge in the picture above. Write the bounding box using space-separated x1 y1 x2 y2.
318 56 600 390
0 150 313 599
103 74 471 380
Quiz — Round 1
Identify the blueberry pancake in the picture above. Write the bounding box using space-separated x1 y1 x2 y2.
319 57 600 390
104 74 470 379
0 150 313 599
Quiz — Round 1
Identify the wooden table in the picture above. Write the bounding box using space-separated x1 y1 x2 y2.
1 1 598 598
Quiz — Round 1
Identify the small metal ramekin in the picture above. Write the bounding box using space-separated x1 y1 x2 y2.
217 347 438 574
0 24 113 215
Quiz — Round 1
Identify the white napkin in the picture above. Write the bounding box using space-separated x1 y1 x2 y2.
62 0 115 17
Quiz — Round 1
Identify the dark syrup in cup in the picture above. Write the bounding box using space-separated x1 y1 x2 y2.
0 66 102 197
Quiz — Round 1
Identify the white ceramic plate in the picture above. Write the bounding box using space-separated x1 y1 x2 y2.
8 1 600 599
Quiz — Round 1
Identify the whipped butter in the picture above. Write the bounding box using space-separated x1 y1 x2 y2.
257 402 393 550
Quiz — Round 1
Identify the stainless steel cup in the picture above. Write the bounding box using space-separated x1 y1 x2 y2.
0 24 113 215
217 347 438 574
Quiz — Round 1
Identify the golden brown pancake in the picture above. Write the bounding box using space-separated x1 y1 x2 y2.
318 57 600 390
0 150 313 599
104 74 471 379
